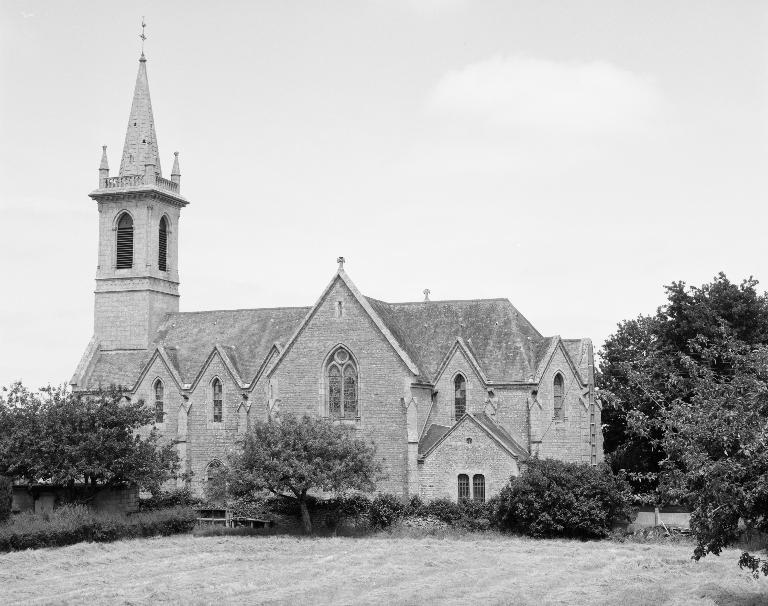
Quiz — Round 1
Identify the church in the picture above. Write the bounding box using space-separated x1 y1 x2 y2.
70 49 603 502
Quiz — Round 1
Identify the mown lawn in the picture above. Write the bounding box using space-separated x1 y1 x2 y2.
0 533 766 605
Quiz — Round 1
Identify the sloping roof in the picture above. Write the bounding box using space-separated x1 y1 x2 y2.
152 307 309 385
418 424 450 455
85 350 151 389
366 297 544 383
419 413 530 461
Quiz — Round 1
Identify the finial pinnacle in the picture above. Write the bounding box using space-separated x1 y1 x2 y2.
337 257 345 270
139 17 147 60
423 288 431 302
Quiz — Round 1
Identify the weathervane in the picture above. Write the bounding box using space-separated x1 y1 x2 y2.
139 17 147 57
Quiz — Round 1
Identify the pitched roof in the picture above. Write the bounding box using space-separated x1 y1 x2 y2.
366 297 544 383
85 350 151 389
419 413 530 460
119 55 162 177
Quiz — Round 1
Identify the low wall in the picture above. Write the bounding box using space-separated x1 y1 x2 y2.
632 507 690 529
12 484 139 515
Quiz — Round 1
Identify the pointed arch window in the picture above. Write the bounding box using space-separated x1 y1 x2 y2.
158 216 168 271
327 347 358 420
154 379 164 424
212 378 223 423
553 373 564 420
454 374 467 419
116 213 134 269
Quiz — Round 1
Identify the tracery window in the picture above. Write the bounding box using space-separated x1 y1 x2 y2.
327 347 358 420
473 474 486 503
212 378 223 423
553 373 564 420
154 379 164 424
158 216 168 271
458 474 470 501
454 374 467 419
116 212 134 269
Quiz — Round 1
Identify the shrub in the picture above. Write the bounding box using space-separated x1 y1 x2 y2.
369 493 405 528
0 505 197 551
494 458 634 539
139 486 202 511
0 476 12 524
420 498 461 525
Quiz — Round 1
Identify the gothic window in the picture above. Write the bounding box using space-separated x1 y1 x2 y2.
454 374 467 419
458 474 470 501
327 347 358 420
553 373 564 420
158 216 168 271
116 212 134 269
154 379 164 424
212 378 223 423
473 474 486 503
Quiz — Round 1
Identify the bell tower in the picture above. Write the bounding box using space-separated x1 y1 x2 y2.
90 46 189 352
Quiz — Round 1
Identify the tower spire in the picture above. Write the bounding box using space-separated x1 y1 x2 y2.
119 18 161 177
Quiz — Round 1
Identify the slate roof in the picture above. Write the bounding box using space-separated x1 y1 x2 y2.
418 413 530 461
80 276 588 391
367 297 545 383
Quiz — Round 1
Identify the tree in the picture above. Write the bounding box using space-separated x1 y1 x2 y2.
646 334 768 577
226 414 381 534
0 383 179 498
598 273 768 498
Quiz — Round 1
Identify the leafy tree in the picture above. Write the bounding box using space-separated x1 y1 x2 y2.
599 273 768 498
493 458 634 539
226 414 381 534
647 334 768 577
0 383 179 498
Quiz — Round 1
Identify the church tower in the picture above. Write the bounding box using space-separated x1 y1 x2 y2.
89 49 189 352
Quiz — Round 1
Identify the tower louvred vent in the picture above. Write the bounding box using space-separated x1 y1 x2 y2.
116 213 134 269
158 216 168 271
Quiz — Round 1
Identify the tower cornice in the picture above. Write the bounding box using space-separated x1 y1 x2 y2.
89 184 189 208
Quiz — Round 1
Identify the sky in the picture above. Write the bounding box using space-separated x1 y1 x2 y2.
1 0 766 389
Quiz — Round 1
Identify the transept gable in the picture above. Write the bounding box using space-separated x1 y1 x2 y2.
132 345 187 393
432 337 489 387
419 413 529 461
533 337 588 387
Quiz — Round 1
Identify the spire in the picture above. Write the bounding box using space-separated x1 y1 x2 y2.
99 145 109 170
118 33 161 177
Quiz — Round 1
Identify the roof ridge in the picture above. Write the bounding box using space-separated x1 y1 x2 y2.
368 297 512 306
166 306 311 315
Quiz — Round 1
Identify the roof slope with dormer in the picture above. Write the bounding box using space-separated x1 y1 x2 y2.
75 269 590 392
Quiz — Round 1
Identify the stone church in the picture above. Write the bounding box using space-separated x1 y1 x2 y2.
71 51 603 502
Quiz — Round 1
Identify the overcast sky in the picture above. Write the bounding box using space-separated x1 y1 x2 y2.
1 0 766 389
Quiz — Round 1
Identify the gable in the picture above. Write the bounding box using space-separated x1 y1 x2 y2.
420 413 529 461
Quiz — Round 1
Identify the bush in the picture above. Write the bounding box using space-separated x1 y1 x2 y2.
369 493 405 528
0 505 197 551
139 487 201 511
494 458 634 539
0 476 12 524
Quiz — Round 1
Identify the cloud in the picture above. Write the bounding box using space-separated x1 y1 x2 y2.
427 55 663 135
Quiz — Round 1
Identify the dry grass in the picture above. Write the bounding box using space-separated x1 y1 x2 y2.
0 533 766 605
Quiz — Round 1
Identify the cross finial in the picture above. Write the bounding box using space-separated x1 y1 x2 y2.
337 257 345 270
139 17 147 58
423 288 431 302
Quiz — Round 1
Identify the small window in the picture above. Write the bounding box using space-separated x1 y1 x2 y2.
454 374 466 419
116 213 134 269
327 347 358 420
212 379 223 423
154 379 164 423
554 373 564 420
458 474 470 501
158 216 168 271
473 474 485 503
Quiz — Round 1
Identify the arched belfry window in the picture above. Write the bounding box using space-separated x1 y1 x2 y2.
212 378 223 423
158 216 168 272
454 374 467 419
553 373 564 420
116 213 134 269
327 347 358 420
154 379 164 424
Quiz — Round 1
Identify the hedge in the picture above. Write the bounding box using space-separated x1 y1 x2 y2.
0 505 197 551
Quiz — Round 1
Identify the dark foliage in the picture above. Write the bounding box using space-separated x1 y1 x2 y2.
493 458 634 539
368 493 405 529
139 487 202 511
0 476 11 524
0 505 196 551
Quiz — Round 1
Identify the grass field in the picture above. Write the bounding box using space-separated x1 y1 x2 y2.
0 533 766 605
